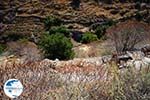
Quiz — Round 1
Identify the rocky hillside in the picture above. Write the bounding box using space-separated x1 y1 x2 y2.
0 0 149 35
0 1 150 100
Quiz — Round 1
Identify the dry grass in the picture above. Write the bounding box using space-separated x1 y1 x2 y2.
0 58 150 100
73 40 114 58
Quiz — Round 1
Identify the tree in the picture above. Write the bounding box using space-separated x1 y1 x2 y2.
107 20 150 54
39 33 74 60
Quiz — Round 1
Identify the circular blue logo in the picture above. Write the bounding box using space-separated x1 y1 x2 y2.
4 79 23 98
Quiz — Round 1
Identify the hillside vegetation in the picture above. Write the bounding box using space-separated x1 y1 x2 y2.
0 0 150 100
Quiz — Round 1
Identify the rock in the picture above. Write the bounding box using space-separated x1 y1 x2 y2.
55 58 59 62
103 5 117 10
27 8 40 14
17 8 28 14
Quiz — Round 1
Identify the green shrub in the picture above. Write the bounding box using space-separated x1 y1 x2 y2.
95 26 107 39
94 20 116 39
49 26 70 37
1 33 26 43
0 44 6 54
39 33 74 60
81 32 98 43
44 16 62 31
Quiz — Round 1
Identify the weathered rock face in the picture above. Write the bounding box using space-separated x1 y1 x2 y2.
1 0 149 36
4 16 45 36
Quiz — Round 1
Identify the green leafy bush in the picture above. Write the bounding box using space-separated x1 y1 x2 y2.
39 33 74 60
44 16 62 31
81 32 98 43
49 26 70 37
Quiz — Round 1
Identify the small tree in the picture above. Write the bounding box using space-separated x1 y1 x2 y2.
107 20 150 54
39 33 74 60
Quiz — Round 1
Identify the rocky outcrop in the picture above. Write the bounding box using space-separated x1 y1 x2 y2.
1 1 149 36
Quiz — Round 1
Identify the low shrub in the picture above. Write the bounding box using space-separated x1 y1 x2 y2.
0 44 6 55
108 65 150 100
95 25 107 39
0 33 27 43
39 33 74 60
81 32 98 44
93 20 116 39
44 16 62 31
49 26 70 37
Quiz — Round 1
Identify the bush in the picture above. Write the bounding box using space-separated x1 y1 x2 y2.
44 16 62 31
93 20 116 39
81 32 98 44
108 65 150 100
0 33 27 43
107 20 150 53
39 33 74 60
0 44 5 55
49 26 70 37
95 25 107 39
